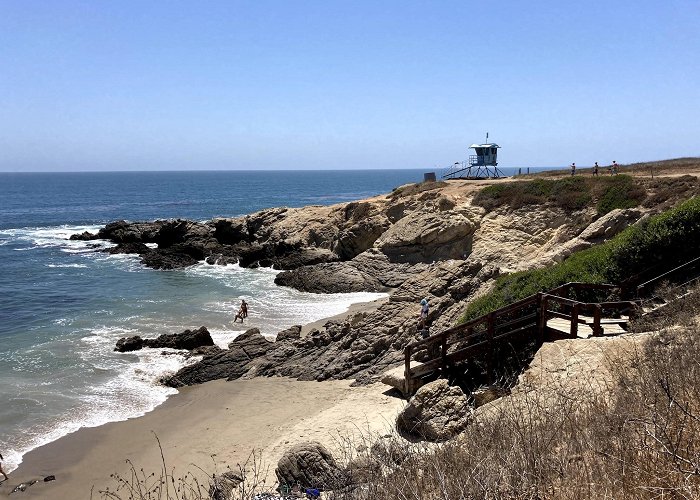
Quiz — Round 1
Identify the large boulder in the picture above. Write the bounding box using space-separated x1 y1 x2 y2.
274 262 385 293
276 325 302 342
144 326 214 350
96 220 163 243
140 248 198 269
396 379 471 441
275 441 345 490
115 327 214 352
115 336 144 352
374 210 477 264
69 231 97 241
332 216 389 260
105 242 151 255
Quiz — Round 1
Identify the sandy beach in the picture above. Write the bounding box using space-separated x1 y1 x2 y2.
3 298 403 499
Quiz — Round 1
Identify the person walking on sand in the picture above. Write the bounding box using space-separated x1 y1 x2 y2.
570 163 576 176
593 162 599 176
233 299 248 323
0 452 8 482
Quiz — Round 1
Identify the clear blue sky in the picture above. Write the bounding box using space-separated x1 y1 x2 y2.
1 1 698 171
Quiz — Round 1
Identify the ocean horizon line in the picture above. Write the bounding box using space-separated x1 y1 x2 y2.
0 165 565 175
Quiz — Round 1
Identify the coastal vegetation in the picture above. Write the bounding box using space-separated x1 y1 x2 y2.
461 195 700 321
474 174 647 215
389 179 448 200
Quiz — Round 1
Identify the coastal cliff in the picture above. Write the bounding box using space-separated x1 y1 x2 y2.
78 170 700 387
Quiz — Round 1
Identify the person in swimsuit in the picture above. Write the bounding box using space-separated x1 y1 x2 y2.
233 299 248 323
0 452 8 481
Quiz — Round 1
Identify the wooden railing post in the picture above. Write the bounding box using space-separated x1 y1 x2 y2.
570 303 579 338
537 293 548 344
404 345 412 395
592 304 603 337
487 312 495 382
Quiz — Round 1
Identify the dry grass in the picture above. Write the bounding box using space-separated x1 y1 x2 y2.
533 157 700 179
389 181 448 200
326 284 700 499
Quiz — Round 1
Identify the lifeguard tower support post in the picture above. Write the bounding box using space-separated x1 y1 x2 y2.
443 134 504 179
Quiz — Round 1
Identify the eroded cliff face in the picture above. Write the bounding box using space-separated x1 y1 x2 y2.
81 180 651 385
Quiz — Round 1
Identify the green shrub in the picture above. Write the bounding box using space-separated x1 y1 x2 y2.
473 175 648 214
551 176 593 210
609 195 700 282
459 196 700 323
595 175 647 215
473 177 593 212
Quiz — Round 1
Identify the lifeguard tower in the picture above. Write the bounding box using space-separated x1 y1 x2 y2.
442 134 504 179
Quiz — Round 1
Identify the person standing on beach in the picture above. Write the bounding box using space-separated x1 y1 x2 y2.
0 452 8 482
593 162 599 176
570 163 576 176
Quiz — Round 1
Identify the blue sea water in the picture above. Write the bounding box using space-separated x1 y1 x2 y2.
0 169 430 472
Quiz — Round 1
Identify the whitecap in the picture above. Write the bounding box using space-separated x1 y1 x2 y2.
45 263 88 268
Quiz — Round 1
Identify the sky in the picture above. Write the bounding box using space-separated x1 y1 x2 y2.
0 0 698 172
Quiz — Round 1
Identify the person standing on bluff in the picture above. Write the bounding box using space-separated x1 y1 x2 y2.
570 163 576 176
593 162 599 176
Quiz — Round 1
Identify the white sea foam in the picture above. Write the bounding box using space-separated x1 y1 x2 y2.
45 263 88 268
2 327 194 472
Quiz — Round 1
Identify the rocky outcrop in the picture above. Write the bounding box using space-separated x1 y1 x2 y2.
374 209 478 263
115 335 145 352
537 208 644 266
145 326 214 350
396 379 472 441
69 231 96 241
275 441 346 490
115 327 214 352
76 179 648 296
274 262 385 293
83 178 661 391
276 325 302 342
165 328 272 387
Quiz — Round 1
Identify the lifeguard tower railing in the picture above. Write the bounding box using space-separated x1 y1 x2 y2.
442 159 505 180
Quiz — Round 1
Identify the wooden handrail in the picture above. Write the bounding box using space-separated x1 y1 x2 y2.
403 281 635 394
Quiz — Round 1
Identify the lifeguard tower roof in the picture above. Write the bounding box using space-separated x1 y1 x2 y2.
469 143 500 149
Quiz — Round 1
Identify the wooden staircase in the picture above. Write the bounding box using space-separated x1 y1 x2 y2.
403 256 700 395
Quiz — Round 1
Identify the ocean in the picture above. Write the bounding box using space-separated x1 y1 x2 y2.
0 169 430 472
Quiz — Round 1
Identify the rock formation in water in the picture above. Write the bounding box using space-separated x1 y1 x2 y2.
115 326 214 352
